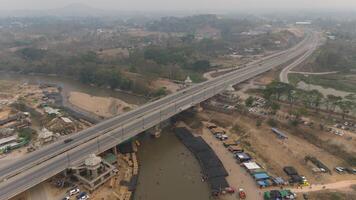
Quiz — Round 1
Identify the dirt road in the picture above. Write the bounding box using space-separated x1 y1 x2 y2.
291 180 356 193
28 183 49 200
201 127 263 200
203 67 237 80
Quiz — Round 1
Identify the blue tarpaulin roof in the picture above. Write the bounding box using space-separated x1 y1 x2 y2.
257 180 269 187
253 172 270 180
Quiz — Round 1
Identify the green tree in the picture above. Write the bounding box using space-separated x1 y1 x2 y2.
337 100 354 119
309 90 324 112
326 95 342 113
245 96 254 107
191 60 211 72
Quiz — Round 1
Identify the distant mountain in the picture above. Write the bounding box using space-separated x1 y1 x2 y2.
0 4 119 18
0 4 207 19
48 3 116 17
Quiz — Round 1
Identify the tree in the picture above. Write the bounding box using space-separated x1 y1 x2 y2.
270 102 281 114
309 90 324 112
287 89 299 108
326 95 342 113
191 60 211 72
289 107 308 126
264 81 294 101
337 100 354 119
245 96 254 107
108 72 122 89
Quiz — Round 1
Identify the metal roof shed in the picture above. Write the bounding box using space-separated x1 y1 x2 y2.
242 162 261 170
0 136 17 145
271 128 288 139
253 172 270 180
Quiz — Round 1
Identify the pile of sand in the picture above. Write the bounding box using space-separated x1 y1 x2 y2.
68 92 134 118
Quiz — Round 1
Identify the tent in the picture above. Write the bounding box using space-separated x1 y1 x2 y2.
253 172 270 180
283 166 298 176
257 180 269 188
243 162 261 170
235 152 252 163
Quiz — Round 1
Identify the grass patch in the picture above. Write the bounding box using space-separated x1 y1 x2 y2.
282 123 356 166
288 73 356 93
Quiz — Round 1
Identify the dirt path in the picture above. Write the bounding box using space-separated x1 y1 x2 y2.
200 126 263 200
28 183 49 200
291 180 356 193
289 71 338 75
203 67 237 80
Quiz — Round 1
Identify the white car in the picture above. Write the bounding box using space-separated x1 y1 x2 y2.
220 134 228 141
69 188 80 196
335 167 345 173
80 195 90 200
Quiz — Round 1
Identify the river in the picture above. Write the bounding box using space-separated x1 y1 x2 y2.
135 131 211 200
0 73 211 200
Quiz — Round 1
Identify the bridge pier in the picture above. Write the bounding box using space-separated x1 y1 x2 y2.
151 125 161 138
112 146 118 155
194 103 203 112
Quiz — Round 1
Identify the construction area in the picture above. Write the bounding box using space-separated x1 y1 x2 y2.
12 140 141 200
0 80 92 162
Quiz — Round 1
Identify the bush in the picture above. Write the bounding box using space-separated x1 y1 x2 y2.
18 128 36 140
289 119 299 127
256 119 262 127
267 118 277 127
153 87 168 97
245 96 254 107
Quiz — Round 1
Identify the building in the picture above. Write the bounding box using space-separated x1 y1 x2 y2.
295 22 312 25
0 136 18 151
38 128 54 144
44 107 60 116
217 85 239 104
72 154 117 191
184 76 193 87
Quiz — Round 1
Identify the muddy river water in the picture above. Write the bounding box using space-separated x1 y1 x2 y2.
0 73 211 200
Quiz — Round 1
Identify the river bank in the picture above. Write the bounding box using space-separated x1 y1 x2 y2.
0 73 148 123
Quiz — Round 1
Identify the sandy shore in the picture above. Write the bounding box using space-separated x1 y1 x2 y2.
151 78 181 93
200 125 263 200
68 92 135 118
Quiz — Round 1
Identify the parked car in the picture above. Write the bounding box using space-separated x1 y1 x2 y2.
335 167 345 173
228 146 244 153
79 195 90 200
215 133 223 139
76 192 87 199
219 134 229 141
69 188 80 196
239 188 246 199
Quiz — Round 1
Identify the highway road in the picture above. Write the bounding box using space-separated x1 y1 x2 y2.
279 32 322 83
1 30 319 200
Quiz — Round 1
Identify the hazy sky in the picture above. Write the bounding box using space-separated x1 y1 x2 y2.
1 0 356 11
